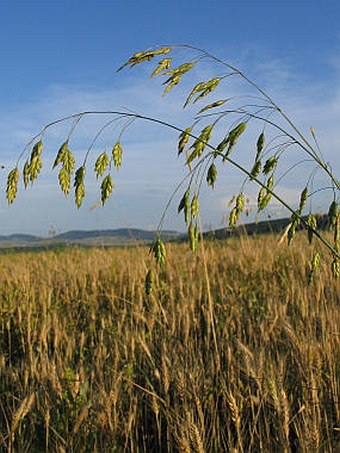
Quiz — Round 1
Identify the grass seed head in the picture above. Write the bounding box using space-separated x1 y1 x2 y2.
178 188 191 224
58 167 71 195
100 174 114 205
187 124 213 164
95 152 110 178
250 160 262 180
53 141 68 169
258 192 272 211
198 99 227 114
112 142 123 170
236 193 245 212
23 160 30 188
267 175 274 191
150 57 171 77
145 269 154 295
74 165 86 208
178 127 192 156
206 163 217 189
188 221 198 252
191 195 199 219
6 168 19 204
328 200 338 230
192 77 221 104
263 156 278 175
229 206 240 228
151 238 166 267
306 213 317 244
298 187 308 214
256 132 265 158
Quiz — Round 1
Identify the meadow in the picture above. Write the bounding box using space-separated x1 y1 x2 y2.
0 233 339 452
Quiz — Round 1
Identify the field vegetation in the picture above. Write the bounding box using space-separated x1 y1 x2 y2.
0 232 339 452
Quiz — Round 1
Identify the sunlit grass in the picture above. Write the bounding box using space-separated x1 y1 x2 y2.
0 234 339 452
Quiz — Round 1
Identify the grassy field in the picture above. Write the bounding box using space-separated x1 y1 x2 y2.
0 233 339 452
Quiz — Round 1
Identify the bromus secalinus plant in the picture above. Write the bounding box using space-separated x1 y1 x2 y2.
5 45 340 283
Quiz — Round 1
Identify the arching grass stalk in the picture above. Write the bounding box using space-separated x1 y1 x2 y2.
5 45 339 279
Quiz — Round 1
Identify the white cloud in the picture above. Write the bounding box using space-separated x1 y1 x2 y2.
0 54 339 235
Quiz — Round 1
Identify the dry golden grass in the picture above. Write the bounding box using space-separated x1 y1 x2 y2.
0 233 339 452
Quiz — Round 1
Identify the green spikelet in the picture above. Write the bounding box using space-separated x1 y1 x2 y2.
191 195 199 219
95 152 110 178
112 142 123 170
58 167 71 195
198 99 227 114
74 165 86 208
29 156 42 182
306 213 317 245
308 250 321 284
215 136 229 154
63 149 75 174
257 188 266 209
164 62 194 77
53 141 68 169
53 142 75 196
53 141 75 175
236 193 245 212
267 175 274 191
188 221 198 252
151 47 171 56
206 163 217 189
228 122 246 145
258 193 272 211
287 213 300 246
184 78 221 108
162 62 195 96
328 200 338 230
219 122 247 158
100 174 114 205
257 176 274 211
192 77 221 103
29 140 43 183
229 207 240 229
183 81 207 108
145 269 154 295
178 127 192 156
6 168 19 205
32 140 43 157
298 187 308 214
23 160 30 189
151 238 166 267
228 193 245 229
162 74 180 95
187 124 213 164
263 156 278 175
256 132 265 159
250 160 262 180
178 188 191 224
150 58 171 77
117 47 172 72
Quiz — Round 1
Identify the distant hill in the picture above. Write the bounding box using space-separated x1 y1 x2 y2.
53 228 177 241
203 214 329 240
0 215 329 249
0 234 39 243
0 228 181 249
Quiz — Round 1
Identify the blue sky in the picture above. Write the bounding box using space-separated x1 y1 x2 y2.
0 0 339 235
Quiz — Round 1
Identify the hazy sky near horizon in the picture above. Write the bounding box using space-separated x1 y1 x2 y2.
0 0 339 235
